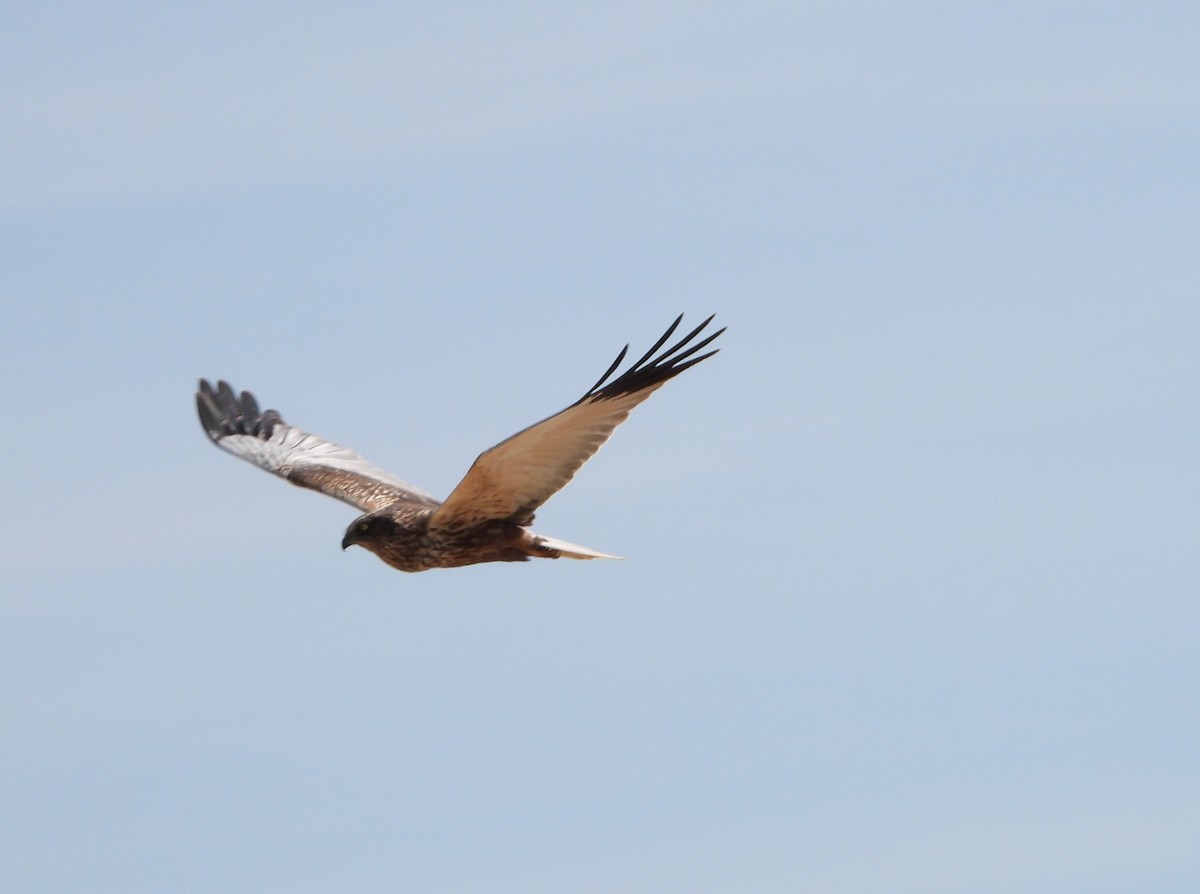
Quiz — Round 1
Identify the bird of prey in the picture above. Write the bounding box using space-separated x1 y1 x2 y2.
196 314 723 572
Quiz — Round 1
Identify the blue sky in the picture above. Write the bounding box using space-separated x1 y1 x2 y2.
2 2 1198 892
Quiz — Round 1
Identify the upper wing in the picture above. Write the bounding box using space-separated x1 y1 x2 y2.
196 379 440 513
429 314 723 530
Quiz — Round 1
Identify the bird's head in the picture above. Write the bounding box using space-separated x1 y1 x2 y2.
341 513 399 553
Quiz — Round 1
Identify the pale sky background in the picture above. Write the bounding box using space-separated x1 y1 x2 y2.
2 2 1198 892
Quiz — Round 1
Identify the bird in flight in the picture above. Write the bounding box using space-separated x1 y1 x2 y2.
196 314 723 572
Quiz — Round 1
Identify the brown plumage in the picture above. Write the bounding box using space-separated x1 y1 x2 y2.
196 314 723 572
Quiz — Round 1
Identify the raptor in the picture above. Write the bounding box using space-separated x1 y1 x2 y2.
196 314 723 572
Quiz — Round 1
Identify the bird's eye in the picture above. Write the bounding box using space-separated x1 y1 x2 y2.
358 521 370 532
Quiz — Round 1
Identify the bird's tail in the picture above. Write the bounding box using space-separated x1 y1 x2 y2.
533 533 623 561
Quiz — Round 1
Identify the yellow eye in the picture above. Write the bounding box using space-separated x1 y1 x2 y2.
358 521 370 532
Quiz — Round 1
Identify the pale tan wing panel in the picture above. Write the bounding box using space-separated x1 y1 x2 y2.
429 389 661 528
196 379 440 513
429 315 723 529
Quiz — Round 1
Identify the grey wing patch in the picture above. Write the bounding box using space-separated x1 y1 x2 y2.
429 314 723 530
196 379 439 513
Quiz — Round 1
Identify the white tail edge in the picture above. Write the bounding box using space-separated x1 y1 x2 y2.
535 534 623 561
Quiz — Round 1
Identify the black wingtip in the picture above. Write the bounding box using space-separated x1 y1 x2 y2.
578 314 723 404
195 378 284 442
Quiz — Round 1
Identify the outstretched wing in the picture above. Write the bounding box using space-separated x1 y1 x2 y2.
429 314 723 530
196 379 439 513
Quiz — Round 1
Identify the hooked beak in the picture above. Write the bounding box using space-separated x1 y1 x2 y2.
341 530 358 551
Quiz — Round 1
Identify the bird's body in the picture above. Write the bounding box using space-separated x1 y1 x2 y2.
344 511 565 573
196 314 723 573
